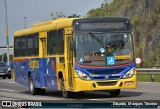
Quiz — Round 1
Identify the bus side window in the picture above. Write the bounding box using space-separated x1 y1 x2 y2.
27 34 34 56
48 30 58 54
14 37 20 57
34 33 39 56
58 29 64 54
20 36 27 56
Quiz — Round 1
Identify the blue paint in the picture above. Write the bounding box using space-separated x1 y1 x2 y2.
14 58 58 91
75 62 136 80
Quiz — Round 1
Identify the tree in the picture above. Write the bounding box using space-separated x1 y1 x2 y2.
68 14 80 18
51 11 66 19
0 53 13 62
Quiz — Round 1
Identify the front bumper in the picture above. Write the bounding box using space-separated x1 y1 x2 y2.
72 73 136 92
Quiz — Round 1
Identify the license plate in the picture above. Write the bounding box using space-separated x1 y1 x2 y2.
124 81 134 85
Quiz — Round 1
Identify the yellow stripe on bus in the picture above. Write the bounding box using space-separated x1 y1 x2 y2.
115 55 131 60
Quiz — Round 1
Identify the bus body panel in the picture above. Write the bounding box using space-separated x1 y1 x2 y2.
46 57 58 90
14 59 29 87
14 57 59 90
71 62 136 92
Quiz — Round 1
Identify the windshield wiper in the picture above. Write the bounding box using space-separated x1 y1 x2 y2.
88 32 104 48
111 31 119 47
107 31 121 49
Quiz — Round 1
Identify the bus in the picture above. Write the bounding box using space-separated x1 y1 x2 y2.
14 17 136 98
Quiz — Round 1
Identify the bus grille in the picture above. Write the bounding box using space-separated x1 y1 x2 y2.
88 68 124 75
97 81 117 86
92 76 120 80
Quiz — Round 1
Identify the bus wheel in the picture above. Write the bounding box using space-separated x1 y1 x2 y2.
29 75 37 95
8 75 11 79
38 89 46 95
3 76 6 79
61 78 72 98
109 89 120 97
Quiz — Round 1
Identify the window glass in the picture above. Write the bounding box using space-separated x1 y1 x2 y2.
58 29 64 54
34 33 39 55
14 37 20 57
20 36 26 56
48 30 57 54
27 34 34 56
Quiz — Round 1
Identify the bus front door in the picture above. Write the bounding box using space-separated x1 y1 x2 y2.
66 36 74 89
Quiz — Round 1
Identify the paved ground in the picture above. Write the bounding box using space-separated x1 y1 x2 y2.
0 78 160 108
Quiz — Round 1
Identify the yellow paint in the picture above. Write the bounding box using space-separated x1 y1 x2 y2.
29 60 40 70
71 71 136 92
115 55 131 60
39 31 47 38
14 18 76 37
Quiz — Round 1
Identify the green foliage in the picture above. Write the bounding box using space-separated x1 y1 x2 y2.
0 53 13 62
68 14 80 18
137 74 160 82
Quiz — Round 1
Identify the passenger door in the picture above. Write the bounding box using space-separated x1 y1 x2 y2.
39 32 47 88
66 35 74 89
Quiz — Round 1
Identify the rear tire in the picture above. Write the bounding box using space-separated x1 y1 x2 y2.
109 89 120 97
61 78 72 98
38 89 46 95
29 75 38 95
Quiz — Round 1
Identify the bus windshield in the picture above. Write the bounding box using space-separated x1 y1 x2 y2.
75 32 134 66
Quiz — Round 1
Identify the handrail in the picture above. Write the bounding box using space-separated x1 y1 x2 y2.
136 68 160 74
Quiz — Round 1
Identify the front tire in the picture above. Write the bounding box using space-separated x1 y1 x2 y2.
61 78 72 98
109 89 120 97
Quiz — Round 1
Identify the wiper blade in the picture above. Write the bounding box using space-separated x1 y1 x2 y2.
106 31 121 55
111 31 119 47
88 32 104 48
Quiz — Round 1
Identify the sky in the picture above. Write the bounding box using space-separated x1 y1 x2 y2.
0 0 104 54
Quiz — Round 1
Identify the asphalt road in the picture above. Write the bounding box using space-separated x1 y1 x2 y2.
0 78 160 108
0 78 160 102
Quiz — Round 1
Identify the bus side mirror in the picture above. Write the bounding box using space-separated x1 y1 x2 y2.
70 41 76 51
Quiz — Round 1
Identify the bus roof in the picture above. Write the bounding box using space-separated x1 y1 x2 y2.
14 18 77 37
14 17 130 37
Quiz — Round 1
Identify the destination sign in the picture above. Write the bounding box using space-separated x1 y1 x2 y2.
80 22 125 30
74 19 130 32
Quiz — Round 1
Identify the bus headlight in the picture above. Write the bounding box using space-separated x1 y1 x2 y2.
123 68 135 78
75 70 91 80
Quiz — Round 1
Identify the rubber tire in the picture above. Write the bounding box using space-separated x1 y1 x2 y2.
8 75 11 79
29 75 38 95
61 78 72 98
109 89 120 97
3 76 6 79
38 89 46 95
